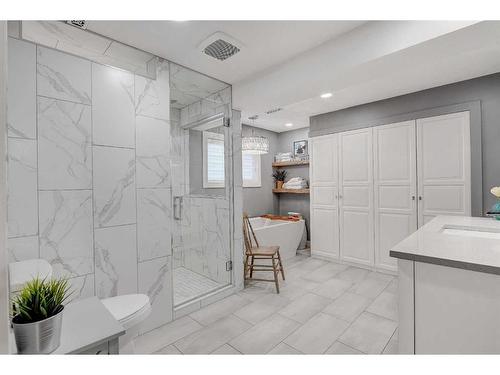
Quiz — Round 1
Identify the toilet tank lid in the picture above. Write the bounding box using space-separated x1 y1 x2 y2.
9 259 53 293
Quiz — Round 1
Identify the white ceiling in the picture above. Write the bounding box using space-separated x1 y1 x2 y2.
86 20 366 84
87 20 500 133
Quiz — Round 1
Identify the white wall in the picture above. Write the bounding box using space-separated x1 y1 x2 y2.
7 37 173 334
0 21 9 354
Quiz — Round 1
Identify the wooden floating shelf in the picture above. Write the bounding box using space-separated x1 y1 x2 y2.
272 160 309 167
272 188 310 194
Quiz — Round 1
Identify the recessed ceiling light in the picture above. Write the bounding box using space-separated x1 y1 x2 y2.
320 92 332 99
285 123 293 127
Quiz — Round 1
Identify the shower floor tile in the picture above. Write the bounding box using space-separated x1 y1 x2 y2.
173 267 225 306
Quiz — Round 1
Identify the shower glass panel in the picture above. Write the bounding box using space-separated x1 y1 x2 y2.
170 63 233 307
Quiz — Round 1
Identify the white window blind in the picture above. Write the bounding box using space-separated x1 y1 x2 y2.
242 153 261 187
203 131 225 188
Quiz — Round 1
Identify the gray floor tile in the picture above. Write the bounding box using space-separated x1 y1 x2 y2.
268 342 303 354
367 291 398 321
134 316 203 354
175 315 251 354
279 293 332 323
339 312 397 354
233 293 292 324
272 279 320 301
385 278 398 294
230 314 300 354
325 341 363 354
322 292 371 322
189 294 252 326
238 283 270 301
153 345 182 354
284 313 350 354
211 344 241 354
336 267 370 283
301 262 349 283
348 273 391 299
294 258 328 272
312 277 352 299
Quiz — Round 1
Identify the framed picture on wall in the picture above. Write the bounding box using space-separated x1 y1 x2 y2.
293 140 308 157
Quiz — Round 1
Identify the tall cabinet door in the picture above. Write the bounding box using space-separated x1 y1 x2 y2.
374 121 417 272
339 128 374 266
310 134 339 258
416 111 471 227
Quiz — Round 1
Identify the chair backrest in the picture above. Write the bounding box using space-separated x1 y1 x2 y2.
243 213 259 254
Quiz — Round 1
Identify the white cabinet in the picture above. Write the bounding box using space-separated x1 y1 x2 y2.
310 134 339 258
339 128 374 266
373 121 417 272
416 111 471 226
310 111 471 273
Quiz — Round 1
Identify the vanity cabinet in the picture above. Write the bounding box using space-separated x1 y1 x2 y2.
310 111 471 273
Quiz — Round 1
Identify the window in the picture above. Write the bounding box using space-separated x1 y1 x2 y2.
203 131 225 188
242 153 261 187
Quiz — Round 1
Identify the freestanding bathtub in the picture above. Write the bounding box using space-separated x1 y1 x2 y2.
248 217 305 260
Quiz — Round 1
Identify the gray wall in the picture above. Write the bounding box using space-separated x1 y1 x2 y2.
275 127 310 240
242 125 311 240
310 73 500 215
242 125 278 217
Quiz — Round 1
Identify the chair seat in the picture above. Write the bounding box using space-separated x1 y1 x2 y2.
246 245 279 256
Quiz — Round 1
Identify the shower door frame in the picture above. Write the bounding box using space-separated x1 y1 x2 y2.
171 107 243 315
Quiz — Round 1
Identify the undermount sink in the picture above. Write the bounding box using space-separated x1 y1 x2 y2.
441 225 500 240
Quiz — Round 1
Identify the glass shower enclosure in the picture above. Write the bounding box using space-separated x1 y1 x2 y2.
170 64 233 307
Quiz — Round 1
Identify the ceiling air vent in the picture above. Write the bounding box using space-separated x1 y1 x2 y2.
66 20 87 30
199 32 242 61
265 108 283 115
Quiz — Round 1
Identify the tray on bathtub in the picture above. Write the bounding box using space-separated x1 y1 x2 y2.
260 214 301 222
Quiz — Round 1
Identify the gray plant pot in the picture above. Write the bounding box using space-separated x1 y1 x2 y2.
12 307 64 354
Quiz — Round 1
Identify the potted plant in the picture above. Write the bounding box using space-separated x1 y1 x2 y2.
272 169 287 189
490 187 500 220
11 277 71 354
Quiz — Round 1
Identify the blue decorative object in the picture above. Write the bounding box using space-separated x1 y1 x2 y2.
491 201 500 220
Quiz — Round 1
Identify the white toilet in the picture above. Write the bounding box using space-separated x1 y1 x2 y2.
101 294 152 354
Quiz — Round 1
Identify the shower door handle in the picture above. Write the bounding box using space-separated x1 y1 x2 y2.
174 196 183 221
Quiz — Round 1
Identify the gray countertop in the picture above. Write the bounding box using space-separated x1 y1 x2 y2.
11 296 125 354
390 215 500 275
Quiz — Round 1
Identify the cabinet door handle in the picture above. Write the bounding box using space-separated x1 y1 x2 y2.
412 196 415 201
418 196 422 201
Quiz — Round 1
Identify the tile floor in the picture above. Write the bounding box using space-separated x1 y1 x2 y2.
133 253 399 354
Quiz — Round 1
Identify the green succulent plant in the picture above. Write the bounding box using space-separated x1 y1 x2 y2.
272 169 288 182
11 277 72 324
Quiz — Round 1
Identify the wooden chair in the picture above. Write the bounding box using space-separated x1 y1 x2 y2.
243 213 285 293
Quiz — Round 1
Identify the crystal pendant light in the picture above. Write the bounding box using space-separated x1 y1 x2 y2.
242 135 269 154
242 117 270 154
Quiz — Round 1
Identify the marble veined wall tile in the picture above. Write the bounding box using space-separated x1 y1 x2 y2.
37 46 91 104
7 236 39 263
93 146 136 228
136 115 170 188
67 274 95 303
7 38 36 139
8 138 38 237
38 97 92 189
39 190 93 277
92 63 135 148
95 225 137 298
138 256 173 333
135 60 169 120
137 188 172 261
